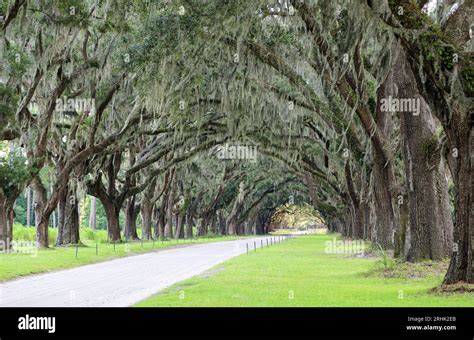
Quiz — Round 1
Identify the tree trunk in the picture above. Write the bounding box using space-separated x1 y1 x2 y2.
200 213 211 236
402 108 448 261
124 196 139 241
244 219 252 235
184 191 205 238
58 187 66 236
0 190 14 248
52 207 56 229
26 187 31 227
36 218 49 248
344 161 364 239
103 201 121 242
77 198 82 228
226 186 245 236
185 213 194 239
371 139 398 248
210 215 217 235
443 124 473 284
342 211 352 237
217 210 226 235
437 158 454 257
140 199 153 240
0 189 9 249
395 194 409 259
31 177 49 248
31 193 35 227
392 46 453 261
164 191 174 239
6 205 14 247
174 213 184 240
89 196 97 230
247 213 258 235
327 217 343 234
56 185 80 246
157 202 166 240
352 204 365 239
227 218 238 236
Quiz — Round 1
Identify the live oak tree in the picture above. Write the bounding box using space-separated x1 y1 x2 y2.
1 0 472 286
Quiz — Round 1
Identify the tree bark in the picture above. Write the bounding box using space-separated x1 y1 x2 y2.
437 158 454 257
140 199 153 240
157 200 166 240
174 213 184 240
185 213 194 239
0 188 9 249
395 194 409 259
227 219 238 236
391 45 453 261
443 125 473 284
31 177 49 248
103 201 121 242
56 185 80 246
0 189 15 249
184 193 203 239
164 189 175 239
210 215 218 235
217 210 226 235
124 195 139 240
344 161 364 239
86 162 124 243
26 187 31 227
52 207 56 229
89 196 97 230
6 205 14 247
200 209 212 236
371 63 404 249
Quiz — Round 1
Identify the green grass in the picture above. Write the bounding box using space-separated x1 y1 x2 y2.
0 225 243 282
136 234 474 307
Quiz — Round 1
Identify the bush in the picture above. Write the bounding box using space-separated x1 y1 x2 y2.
13 223 108 244
79 228 108 243
12 223 57 245
374 243 395 270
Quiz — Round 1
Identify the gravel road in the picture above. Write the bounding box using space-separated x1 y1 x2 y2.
0 236 277 307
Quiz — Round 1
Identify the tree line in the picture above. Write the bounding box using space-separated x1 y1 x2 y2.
0 0 472 285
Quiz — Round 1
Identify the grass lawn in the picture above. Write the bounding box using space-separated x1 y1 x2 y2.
136 234 474 307
0 234 243 282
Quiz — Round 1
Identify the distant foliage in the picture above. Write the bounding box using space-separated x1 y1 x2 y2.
271 203 325 230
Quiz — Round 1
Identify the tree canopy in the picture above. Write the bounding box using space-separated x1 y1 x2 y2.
0 0 472 285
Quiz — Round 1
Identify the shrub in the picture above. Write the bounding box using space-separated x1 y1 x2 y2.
79 228 108 243
12 223 57 245
374 243 395 270
13 224 108 244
